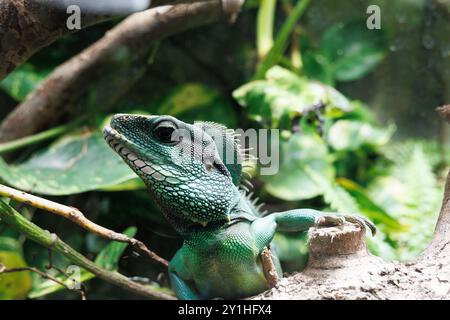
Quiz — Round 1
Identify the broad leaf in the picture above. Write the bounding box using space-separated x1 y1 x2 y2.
155 83 237 128
337 178 404 231
320 21 386 81
327 120 395 151
263 130 334 201
233 66 352 127
0 64 48 101
0 131 140 196
0 237 32 300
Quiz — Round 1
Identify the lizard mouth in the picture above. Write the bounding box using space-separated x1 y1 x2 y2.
103 126 163 179
103 126 143 164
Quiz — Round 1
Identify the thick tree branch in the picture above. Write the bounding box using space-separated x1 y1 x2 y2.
421 168 450 260
0 199 176 300
0 0 207 81
0 0 244 142
0 0 114 81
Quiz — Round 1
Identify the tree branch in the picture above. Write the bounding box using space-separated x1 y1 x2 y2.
421 168 450 260
0 0 114 81
0 183 169 267
0 0 208 81
0 199 176 300
0 0 244 142
254 166 450 300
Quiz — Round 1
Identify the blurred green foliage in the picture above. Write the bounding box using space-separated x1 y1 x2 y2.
0 0 448 299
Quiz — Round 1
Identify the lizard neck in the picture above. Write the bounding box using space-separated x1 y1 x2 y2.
146 184 254 238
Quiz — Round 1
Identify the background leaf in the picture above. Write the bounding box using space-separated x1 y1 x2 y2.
263 130 334 200
233 66 352 127
0 64 48 101
327 120 395 151
0 237 32 300
320 21 386 82
0 131 140 195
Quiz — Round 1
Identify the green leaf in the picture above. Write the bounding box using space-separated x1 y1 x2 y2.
263 131 334 201
304 166 359 213
368 144 443 260
0 131 141 196
156 83 237 128
320 21 386 82
382 139 450 169
327 120 395 151
0 64 48 101
0 237 32 300
28 227 137 299
337 178 405 231
366 229 397 261
233 66 352 127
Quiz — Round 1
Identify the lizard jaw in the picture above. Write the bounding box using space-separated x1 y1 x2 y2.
103 126 143 165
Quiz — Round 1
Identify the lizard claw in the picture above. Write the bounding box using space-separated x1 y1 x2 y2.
315 214 376 237
343 215 376 237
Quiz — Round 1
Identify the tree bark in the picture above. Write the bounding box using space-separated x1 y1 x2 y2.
0 0 205 81
253 169 450 300
0 0 243 142
0 0 113 81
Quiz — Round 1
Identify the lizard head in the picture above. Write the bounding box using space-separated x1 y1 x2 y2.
103 114 241 230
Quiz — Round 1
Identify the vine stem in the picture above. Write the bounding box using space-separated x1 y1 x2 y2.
254 0 311 79
0 199 176 300
0 184 169 267
0 119 84 154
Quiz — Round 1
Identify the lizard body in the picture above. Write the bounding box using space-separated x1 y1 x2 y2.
104 114 375 299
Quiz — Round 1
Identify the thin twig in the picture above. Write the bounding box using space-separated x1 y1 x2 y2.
0 184 169 267
45 249 88 296
0 200 176 300
0 263 86 300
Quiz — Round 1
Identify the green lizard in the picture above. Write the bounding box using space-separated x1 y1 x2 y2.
103 114 375 300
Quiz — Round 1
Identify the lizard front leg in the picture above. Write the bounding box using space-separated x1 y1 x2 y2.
251 208 375 250
168 249 200 300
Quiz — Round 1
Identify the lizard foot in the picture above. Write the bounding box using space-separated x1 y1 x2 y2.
315 214 376 236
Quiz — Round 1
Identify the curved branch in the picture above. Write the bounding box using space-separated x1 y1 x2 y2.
0 0 243 142
0 0 204 81
421 169 450 260
0 183 169 267
0 0 114 81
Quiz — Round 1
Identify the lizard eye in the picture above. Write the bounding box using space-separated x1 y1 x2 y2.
153 120 178 144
